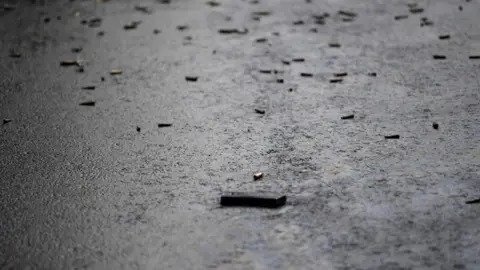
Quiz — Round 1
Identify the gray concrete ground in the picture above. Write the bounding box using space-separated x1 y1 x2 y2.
1 0 480 269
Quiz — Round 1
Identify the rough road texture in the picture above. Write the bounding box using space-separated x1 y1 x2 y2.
1 0 480 269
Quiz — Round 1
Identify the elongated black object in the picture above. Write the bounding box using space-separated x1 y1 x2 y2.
385 135 400 139
158 123 173 128
220 192 287 208
466 198 480 204
341 114 354 120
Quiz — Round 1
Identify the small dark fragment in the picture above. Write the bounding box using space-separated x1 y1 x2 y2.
315 19 325 25
9 50 21 58
334 72 348 77
255 38 267 43
1 4 15 11
57 16 61 20
432 122 439 130
312 13 330 20
276 79 284 83
136 126 141 132
300 72 313 77
184 36 192 41
88 18 102 28
282 60 290 65
385 135 400 139
218 28 237 34
101 77 105 81
44 17 50 23
79 101 95 106
176 25 188 31
433 55 446 60
310 28 318 33
338 10 357 17
76 67 85 73
293 20 304 25
341 114 354 120
469 55 480 59
459 5 463 11
407 2 418 8
220 192 286 208
71 47 82 53
159 0 171 3
185 76 198 82
153 29 161 34
81 86 96 90
250 0 259 4
255 109 266 114
81 19 87 25
206 1 220 6
342 17 354 22
252 11 271 16
368 72 377 77
438 34 450 40
292 58 305 62
288 88 293 92
330 78 343 83
409 7 424 14
134 5 153 14
272 32 279 36
259 69 271 74
466 198 480 204
97 31 105 36
420 17 434 26
158 123 173 128
60 60 78 66
3 119 12 125
124 21 142 30
394 15 408 20
329 43 341 48
253 172 264 181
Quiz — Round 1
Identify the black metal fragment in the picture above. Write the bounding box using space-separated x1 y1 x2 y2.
432 122 439 130
44 17 50 23
394 15 408 20
282 60 290 65
60 60 78 66
81 86 96 90
134 5 153 14
3 119 12 125
466 198 480 204
259 69 271 74
368 72 377 77
409 7 424 13
220 192 287 208
9 51 21 58
218 28 238 34
206 1 221 6
185 76 198 82
385 135 400 139
124 21 142 30
338 10 357 17
256 38 267 43
276 79 284 83
439 35 450 40
252 11 271 16
293 20 304 25
88 18 102 28
158 123 173 128
330 78 343 83
433 55 446 60
177 25 188 31
469 55 480 59
342 17 354 22
300 73 313 77
97 31 105 36
334 72 348 77
255 109 266 114
1 4 15 11
341 114 354 120
292 58 305 62
329 43 341 48
72 47 82 53
79 101 95 106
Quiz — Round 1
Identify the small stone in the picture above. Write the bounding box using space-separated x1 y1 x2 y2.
253 172 264 180
432 122 439 129
136 126 141 132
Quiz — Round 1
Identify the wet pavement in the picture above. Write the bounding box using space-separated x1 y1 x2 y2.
1 0 480 269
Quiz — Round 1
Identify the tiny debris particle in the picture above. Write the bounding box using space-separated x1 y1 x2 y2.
88 18 102 28
159 0 171 3
469 55 480 59
185 76 198 82
1 4 15 11
293 20 304 25
341 114 355 120
288 88 293 92
3 119 12 125
110 69 122 75
44 17 50 23
158 123 173 128
252 11 271 16
315 19 325 25
420 17 434 26
81 19 87 25
101 76 105 81
184 36 192 41
76 67 85 73
255 38 267 43
282 60 291 65
342 17 354 22
409 7 424 14
60 60 79 66
310 28 318 33
394 15 408 20
368 72 377 77
81 86 96 90
259 69 271 74
385 135 400 139
407 2 418 8
71 47 82 53
9 51 21 58
124 21 142 30
134 5 153 14
250 0 259 3
466 198 480 204
334 72 348 77
79 101 95 106
432 122 439 129
300 72 313 77
97 31 105 36
292 58 305 62
276 79 284 83
438 34 450 40
255 109 266 114
433 55 446 60
153 29 161 34
329 42 341 48
330 78 343 83
253 172 264 180
206 1 220 6
218 28 237 34
338 10 357 17
177 25 188 31
220 192 287 208
272 32 279 36
459 5 463 11
136 126 141 132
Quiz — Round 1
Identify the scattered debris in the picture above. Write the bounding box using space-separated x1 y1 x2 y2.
330 78 343 83
88 18 102 28
158 123 173 128
341 114 355 120
220 192 287 208
409 7 424 14
71 47 82 53
255 109 266 114
185 76 198 82
252 11 271 16
81 86 96 90
177 25 188 31
469 55 480 59
466 198 480 204
134 5 153 14
206 1 220 6
334 72 348 77
255 38 267 43
60 60 79 67
368 72 377 77
3 119 12 125
110 69 122 75
384 135 400 139
420 17 434 26
394 15 408 20
79 101 95 106
292 58 305 62
276 79 284 83
433 55 446 60
124 21 142 30
253 172 264 181
338 10 357 17
329 42 341 48
432 122 439 130
282 60 290 65
136 126 141 132
293 20 304 25
300 72 313 77
153 29 161 34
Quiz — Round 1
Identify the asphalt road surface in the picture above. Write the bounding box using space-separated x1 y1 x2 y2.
1 0 480 269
